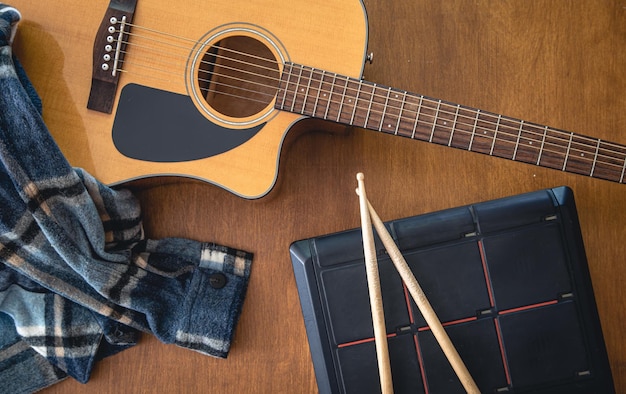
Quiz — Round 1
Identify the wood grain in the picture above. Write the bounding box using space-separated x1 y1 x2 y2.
356 173 394 394
364 195 479 394
7 0 626 392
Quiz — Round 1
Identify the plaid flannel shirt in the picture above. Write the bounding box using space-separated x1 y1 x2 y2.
0 5 253 393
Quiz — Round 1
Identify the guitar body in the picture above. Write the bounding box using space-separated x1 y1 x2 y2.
11 0 369 198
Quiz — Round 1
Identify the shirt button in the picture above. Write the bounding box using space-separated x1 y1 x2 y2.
209 273 227 289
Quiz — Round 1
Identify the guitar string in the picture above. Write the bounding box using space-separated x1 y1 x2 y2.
115 45 279 100
114 25 617 154
114 22 616 148
276 64 625 172
113 44 279 104
114 34 624 173
113 29 281 100
279 65 626 168
113 67 281 107
109 23 626 174
120 22 281 66
120 29 282 76
116 53 625 173
269 65 622 174
113 30 281 86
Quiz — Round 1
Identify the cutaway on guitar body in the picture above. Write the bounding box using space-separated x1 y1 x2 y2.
82 0 368 198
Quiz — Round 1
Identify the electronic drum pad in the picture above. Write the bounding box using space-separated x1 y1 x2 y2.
290 187 614 393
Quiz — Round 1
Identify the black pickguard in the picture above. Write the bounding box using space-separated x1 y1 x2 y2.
112 83 263 162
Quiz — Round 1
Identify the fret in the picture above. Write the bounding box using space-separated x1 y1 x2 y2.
339 79 359 124
536 126 548 165
512 120 524 161
282 63 299 111
448 105 461 147
350 80 363 125
383 90 405 134
589 140 626 182
590 138 601 177
279 63 293 110
429 104 457 147
310 69 324 117
489 115 502 156
300 67 315 114
514 122 549 165
290 64 305 113
428 100 442 143
468 109 480 151
491 116 521 160
336 76 350 122
363 83 376 128
562 132 574 171
532 127 568 171
317 71 333 119
276 62 626 187
563 134 596 176
379 87 392 131
469 111 497 154
323 73 337 120
395 91 408 136
466 110 497 154
411 95 424 139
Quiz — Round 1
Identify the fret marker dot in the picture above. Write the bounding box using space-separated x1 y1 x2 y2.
529 142 533 145
443 121 448 126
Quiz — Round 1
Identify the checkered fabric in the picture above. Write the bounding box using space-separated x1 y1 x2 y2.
0 5 253 393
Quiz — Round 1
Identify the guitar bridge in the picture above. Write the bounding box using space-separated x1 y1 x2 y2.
87 0 137 113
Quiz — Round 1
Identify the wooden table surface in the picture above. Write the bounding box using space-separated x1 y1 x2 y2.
9 0 626 392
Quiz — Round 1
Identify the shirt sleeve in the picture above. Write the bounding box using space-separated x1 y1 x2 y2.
0 313 68 394
0 4 253 389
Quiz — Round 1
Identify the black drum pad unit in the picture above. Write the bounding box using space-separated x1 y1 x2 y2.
289 187 614 393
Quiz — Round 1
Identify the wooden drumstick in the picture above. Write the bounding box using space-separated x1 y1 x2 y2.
358 192 480 394
356 173 394 394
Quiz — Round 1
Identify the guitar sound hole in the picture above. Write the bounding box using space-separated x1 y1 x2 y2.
198 35 280 118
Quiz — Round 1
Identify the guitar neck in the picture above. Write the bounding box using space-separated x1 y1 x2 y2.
276 62 626 185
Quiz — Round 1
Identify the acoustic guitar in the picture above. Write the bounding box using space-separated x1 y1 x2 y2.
14 0 626 198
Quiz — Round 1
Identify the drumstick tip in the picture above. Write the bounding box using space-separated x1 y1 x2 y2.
357 172 365 181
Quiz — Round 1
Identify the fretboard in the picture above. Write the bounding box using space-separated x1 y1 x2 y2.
276 62 626 184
